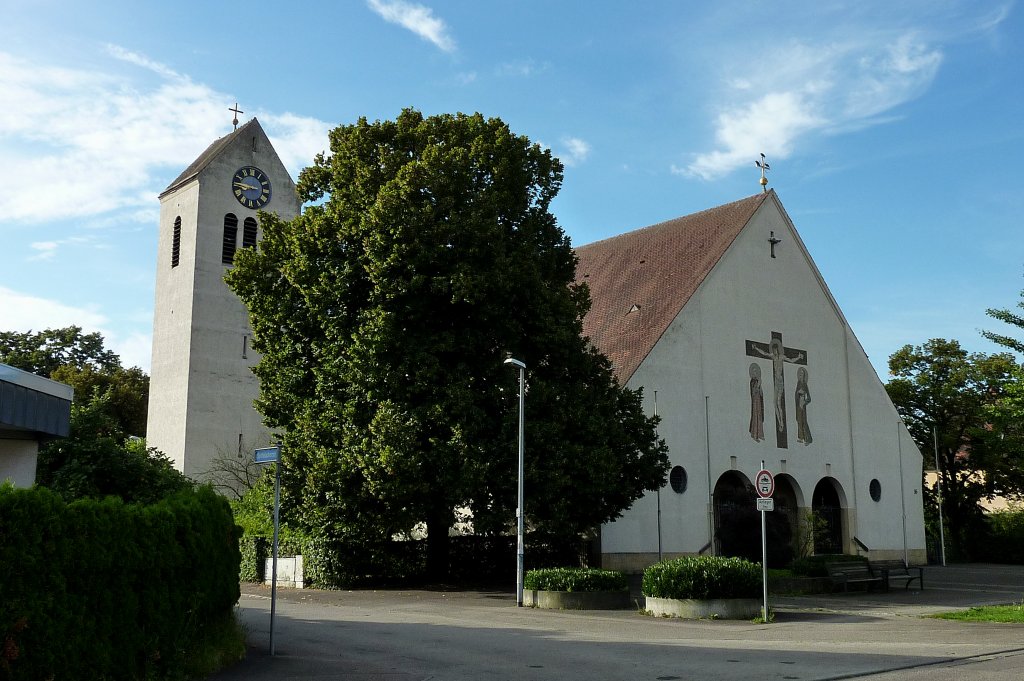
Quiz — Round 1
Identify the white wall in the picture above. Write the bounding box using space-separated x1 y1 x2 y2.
0 439 39 487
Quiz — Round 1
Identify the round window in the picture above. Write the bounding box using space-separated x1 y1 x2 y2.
669 466 687 494
869 479 882 502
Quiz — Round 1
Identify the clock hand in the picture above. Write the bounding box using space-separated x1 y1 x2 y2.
234 182 258 191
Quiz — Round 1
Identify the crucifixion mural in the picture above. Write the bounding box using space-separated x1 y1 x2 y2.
745 331 808 448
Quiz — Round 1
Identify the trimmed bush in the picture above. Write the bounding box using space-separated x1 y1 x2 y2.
524 567 627 593
642 556 760 600
0 484 241 681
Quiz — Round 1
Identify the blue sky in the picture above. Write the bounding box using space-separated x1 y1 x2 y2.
1 0 1021 377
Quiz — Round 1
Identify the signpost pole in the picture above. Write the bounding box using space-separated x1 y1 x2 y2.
270 452 281 656
755 461 774 623
254 445 282 656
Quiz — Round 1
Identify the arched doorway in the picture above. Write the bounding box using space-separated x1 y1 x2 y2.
812 477 844 555
713 471 758 561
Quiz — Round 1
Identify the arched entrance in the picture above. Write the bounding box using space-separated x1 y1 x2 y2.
713 471 758 561
812 477 845 555
713 471 799 566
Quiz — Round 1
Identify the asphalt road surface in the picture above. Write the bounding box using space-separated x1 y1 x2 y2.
211 564 1024 681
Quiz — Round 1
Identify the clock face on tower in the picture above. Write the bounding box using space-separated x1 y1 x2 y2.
231 166 272 209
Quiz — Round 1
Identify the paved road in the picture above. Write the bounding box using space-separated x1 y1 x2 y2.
211 564 1024 681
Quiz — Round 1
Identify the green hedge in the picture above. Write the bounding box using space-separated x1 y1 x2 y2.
0 484 241 681
977 509 1024 564
642 556 760 600
524 567 627 592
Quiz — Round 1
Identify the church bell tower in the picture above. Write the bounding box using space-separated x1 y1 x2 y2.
147 118 300 482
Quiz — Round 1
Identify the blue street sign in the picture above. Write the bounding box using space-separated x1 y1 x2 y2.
254 446 280 464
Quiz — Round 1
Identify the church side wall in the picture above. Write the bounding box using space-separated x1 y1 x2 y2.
845 331 927 562
147 184 199 471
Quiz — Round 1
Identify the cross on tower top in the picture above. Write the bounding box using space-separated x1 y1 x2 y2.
755 153 770 193
229 102 244 131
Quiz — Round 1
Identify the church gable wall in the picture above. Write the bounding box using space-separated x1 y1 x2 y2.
603 198 924 564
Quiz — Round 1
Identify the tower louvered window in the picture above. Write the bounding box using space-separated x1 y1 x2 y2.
242 217 258 249
171 216 181 268
222 213 238 264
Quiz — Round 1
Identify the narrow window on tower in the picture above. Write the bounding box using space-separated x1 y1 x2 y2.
222 213 238 264
238 433 243 457
242 217 258 249
242 335 248 359
171 216 181 268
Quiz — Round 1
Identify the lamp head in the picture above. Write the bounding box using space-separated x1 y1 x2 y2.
503 357 526 370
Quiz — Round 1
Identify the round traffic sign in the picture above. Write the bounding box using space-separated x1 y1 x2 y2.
756 469 774 498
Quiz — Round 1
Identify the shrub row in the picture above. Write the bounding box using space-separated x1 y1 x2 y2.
523 567 627 593
975 508 1024 565
239 532 589 589
642 556 760 600
0 484 241 681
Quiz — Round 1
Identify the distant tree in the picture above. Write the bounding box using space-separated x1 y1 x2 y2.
226 109 669 579
984 286 1024 354
1 326 180 501
0 326 148 437
0 326 120 376
885 339 1020 558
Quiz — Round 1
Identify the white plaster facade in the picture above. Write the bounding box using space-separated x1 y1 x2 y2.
593 194 926 569
147 120 300 482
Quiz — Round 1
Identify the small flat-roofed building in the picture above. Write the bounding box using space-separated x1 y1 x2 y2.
0 364 73 487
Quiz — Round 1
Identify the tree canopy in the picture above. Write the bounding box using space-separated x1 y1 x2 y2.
885 338 1021 558
226 109 668 578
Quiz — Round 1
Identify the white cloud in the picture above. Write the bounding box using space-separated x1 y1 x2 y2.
559 137 591 167
0 48 329 226
496 59 546 77
683 31 944 179
366 0 456 53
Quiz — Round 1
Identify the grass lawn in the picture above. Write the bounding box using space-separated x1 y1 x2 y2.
931 603 1024 623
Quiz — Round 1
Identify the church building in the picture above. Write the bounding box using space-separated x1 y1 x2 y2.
577 191 926 569
148 121 925 567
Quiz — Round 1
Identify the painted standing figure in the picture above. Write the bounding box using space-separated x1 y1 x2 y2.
795 367 812 445
748 363 764 441
770 338 785 436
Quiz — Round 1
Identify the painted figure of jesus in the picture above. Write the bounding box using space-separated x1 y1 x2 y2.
748 363 764 441
770 338 785 437
795 367 812 445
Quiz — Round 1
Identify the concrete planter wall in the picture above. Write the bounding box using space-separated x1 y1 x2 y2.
524 589 632 610
645 596 760 619
263 555 304 589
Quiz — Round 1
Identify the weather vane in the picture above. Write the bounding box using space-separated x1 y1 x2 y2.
229 102 244 131
756 153 770 193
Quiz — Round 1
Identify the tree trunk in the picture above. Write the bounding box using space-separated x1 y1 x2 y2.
425 510 451 583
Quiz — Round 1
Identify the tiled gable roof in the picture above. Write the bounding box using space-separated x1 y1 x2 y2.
160 119 261 198
575 192 770 383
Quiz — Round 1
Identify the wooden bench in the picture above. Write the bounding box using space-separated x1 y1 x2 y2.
870 560 924 590
825 561 886 592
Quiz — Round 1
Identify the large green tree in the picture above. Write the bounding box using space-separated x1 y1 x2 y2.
885 339 1020 558
227 109 668 577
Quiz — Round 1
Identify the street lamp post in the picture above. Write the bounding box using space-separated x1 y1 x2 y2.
504 357 526 607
